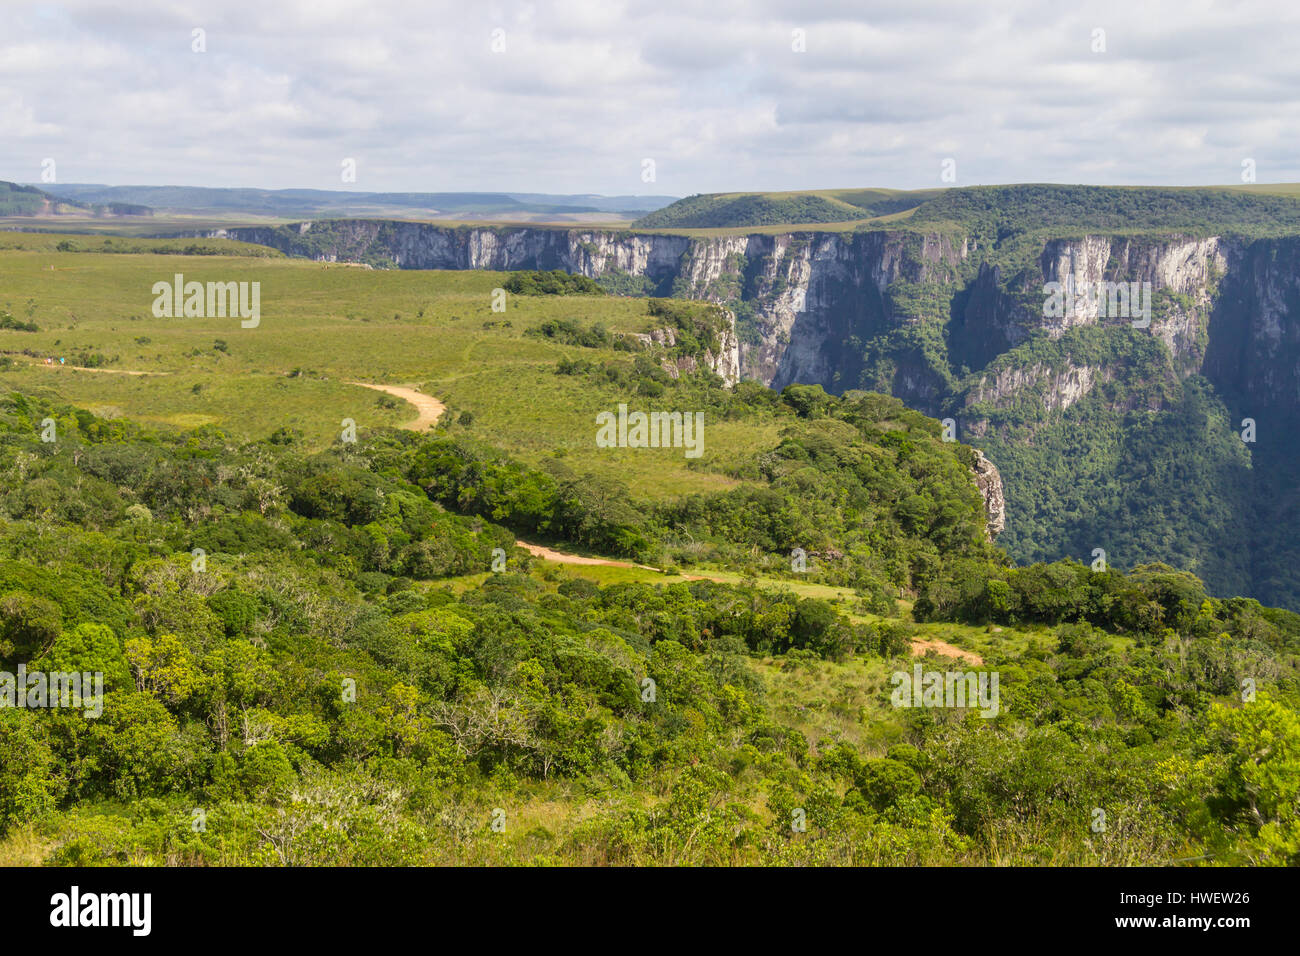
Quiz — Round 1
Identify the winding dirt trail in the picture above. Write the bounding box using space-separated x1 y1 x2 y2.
909 638 984 666
515 540 984 664
25 357 983 666
515 540 672 574
7 360 988 669
16 364 440 419
349 382 446 430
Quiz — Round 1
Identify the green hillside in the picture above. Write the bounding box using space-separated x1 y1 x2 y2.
633 187 941 229
0 238 1298 867
632 182 1300 234
0 182 70 217
0 180 151 219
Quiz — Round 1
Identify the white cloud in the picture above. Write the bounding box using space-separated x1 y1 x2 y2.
2 0 1298 193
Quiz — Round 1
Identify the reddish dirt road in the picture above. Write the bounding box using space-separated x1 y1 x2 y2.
909 638 984 666
349 382 446 430
515 540 668 573
515 540 984 664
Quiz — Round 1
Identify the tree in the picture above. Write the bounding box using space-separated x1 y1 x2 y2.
857 758 922 812
1203 697 1300 864
0 711 63 832
43 622 131 690
0 591 61 664
238 742 297 803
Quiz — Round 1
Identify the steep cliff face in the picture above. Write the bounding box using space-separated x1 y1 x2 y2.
213 221 693 275
1203 237 1300 418
206 218 1300 604
1039 235 1228 364
209 221 966 397
208 219 1300 438
971 450 1006 540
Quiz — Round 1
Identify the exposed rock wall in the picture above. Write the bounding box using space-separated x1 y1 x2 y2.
971 449 1006 540
210 221 1278 408
201 219 1300 559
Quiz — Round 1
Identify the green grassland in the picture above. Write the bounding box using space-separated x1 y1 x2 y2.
0 214 300 237
0 231 286 255
0 238 777 496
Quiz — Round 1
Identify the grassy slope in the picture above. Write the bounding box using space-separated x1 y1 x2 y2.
0 237 780 497
632 187 943 230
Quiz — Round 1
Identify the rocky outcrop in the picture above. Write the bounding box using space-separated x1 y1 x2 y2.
970 449 1006 539
966 362 1111 416
635 318 741 386
711 319 741 386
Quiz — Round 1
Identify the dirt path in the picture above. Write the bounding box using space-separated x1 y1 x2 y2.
515 540 669 574
349 382 446 430
22 359 166 376
516 540 984 664
14 365 443 426
909 638 984 666
17 357 988 668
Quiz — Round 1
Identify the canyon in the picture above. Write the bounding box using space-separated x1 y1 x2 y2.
196 218 1300 607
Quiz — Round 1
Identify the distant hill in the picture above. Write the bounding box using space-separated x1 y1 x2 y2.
35 184 677 221
0 181 57 215
0 180 151 218
633 182 1300 234
633 187 943 228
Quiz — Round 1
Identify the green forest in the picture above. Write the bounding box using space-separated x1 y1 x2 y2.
1 369 1297 866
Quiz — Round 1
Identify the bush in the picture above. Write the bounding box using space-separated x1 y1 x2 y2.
504 270 605 296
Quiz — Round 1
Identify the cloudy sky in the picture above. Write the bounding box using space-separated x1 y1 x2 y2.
4 0 1298 196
